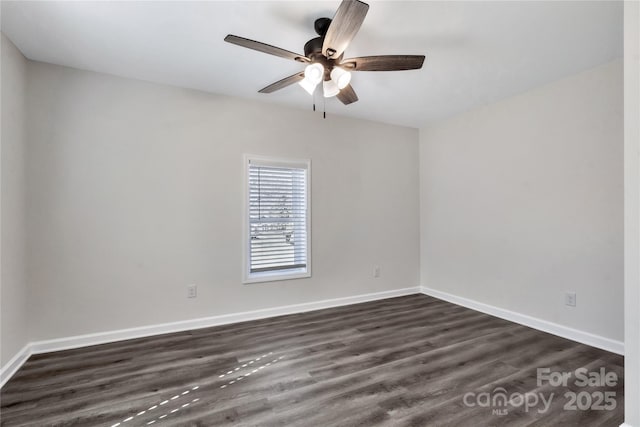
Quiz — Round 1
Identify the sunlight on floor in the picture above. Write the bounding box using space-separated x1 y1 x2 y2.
111 352 286 426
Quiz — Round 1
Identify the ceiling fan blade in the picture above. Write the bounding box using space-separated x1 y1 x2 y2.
341 55 426 71
337 84 358 105
258 72 306 94
322 0 369 59
224 35 309 63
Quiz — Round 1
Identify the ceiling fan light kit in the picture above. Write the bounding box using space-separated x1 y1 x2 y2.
298 63 324 95
224 0 426 108
330 67 352 90
304 63 324 84
323 79 341 98
298 76 318 95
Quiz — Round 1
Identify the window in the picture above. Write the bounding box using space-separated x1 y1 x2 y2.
244 155 310 283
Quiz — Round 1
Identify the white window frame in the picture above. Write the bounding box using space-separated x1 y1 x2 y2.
243 154 311 284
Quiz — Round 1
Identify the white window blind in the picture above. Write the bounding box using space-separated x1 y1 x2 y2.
246 158 309 281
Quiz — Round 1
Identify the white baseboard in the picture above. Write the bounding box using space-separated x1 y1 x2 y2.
421 286 624 355
619 423 634 427
1 286 420 388
0 344 32 389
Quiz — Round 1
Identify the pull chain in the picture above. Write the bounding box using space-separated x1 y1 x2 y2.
323 96 326 119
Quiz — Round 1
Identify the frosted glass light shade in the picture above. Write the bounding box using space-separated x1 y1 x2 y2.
330 67 352 89
323 79 340 98
304 63 324 84
298 77 318 95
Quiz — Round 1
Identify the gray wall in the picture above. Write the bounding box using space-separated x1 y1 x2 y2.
624 2 640 425
1 34 29 365
24 61 420 341
419 60 624 342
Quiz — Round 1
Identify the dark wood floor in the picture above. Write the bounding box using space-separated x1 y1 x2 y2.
0 294 624 426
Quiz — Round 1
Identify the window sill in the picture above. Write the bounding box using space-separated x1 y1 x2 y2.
243 269 311 284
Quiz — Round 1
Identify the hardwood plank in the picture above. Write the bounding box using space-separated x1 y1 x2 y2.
0 294 624 426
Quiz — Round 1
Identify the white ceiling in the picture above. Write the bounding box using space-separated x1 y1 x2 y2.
1 1 623 128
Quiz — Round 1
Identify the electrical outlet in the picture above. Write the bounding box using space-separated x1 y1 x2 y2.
373 265 380 278
565 292 576 307
187 284 197 299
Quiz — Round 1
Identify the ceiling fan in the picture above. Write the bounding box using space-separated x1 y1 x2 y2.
224 0 425 106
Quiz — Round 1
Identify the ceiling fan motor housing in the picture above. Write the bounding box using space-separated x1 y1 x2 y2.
303 36 324 58
304 23 344 81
